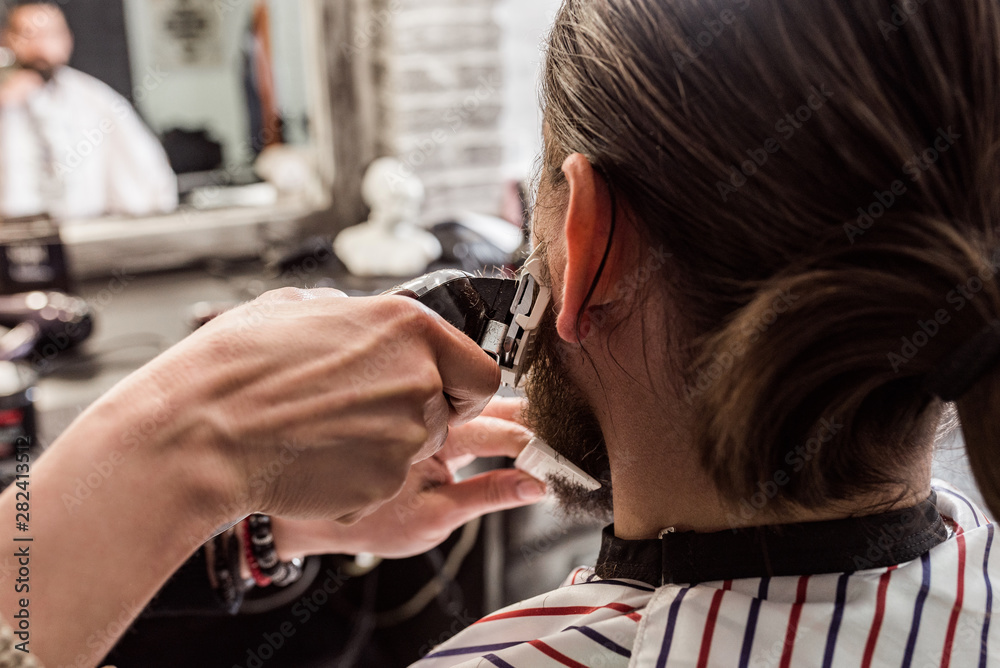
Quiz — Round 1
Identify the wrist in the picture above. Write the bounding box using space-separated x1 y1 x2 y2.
270 516 356 561
269 516 312 561
17 349 250 661
88 349 252 533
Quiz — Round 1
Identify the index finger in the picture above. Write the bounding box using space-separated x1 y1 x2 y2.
478 397 528 426
440 416 533 465
407 299 502 425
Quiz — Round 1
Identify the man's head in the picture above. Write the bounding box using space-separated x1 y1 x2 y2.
522 0 1000 523
1 1 72 81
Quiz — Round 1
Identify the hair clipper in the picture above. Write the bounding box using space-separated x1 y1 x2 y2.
388 250 551 388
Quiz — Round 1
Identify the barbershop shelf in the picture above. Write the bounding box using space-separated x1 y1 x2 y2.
60 200 314 279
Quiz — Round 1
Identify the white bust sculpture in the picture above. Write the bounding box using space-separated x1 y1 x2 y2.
333 157 442 277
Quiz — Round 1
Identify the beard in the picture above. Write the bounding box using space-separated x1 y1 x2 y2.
522 307 614 523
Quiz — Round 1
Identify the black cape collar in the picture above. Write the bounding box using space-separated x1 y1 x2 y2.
595 493 947 587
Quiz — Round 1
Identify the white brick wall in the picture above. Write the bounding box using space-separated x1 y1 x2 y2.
366 0 562 221
373 0 506 221
497 0 563 177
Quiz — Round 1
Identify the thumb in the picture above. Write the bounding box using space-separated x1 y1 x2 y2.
434 469 547 526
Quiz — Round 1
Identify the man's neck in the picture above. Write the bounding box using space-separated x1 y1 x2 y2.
593 386 932 540
605 424 737 539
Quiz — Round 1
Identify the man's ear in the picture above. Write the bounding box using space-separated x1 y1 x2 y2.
556 153 627 343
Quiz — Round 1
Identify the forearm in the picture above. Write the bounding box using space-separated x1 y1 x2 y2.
0 366 243 667
0 288 502 665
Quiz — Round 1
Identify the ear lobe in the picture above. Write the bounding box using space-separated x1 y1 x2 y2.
555 153 616 343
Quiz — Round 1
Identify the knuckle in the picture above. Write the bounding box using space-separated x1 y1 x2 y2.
259 286 308 303
390 297 440 340
379 294 429 324
414 373 445 402
401 362 444 403
483 476 506 508
309 287 347 299
399 421 431 451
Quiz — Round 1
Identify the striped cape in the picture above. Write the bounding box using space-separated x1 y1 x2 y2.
412 480 994 667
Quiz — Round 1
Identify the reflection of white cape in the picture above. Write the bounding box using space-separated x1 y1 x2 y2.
0 67 178 219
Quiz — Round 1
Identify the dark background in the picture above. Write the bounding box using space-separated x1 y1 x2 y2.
60 0 133 101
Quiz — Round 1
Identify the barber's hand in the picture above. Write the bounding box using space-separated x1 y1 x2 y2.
268 398 546 560
0 69 43 107
124 288 501 527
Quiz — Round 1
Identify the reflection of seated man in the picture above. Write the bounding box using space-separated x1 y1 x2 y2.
0 1 177 220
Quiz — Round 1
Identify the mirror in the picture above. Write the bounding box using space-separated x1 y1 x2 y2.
124 0 318 200
0 0 334 278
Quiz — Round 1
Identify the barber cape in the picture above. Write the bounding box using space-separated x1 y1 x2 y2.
413 480 995 667
0 66 177 220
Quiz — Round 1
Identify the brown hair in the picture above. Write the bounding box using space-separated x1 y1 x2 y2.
541 0 1000 515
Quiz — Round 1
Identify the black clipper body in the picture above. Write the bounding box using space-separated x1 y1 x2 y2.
391 252 551 388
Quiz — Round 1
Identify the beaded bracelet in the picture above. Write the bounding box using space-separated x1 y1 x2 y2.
206 525 250 614
242 513 304 588
240 520 272 587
